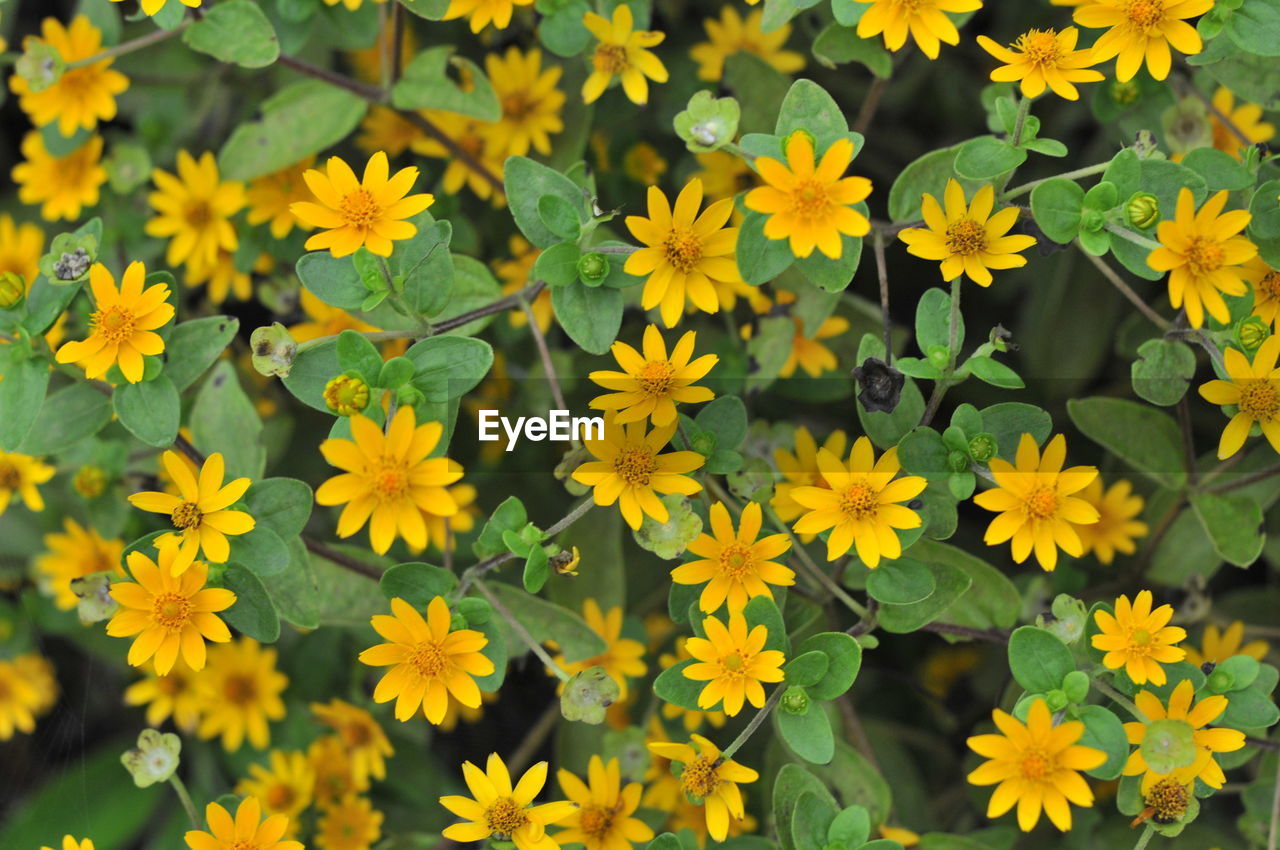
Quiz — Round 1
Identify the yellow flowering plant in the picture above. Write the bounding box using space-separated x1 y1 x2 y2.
2 2 1279 849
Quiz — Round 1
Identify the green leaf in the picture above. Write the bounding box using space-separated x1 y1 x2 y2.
876 561 972 633
399 0 450 18
15 383 111 455
262 538 320 629
1219 682 1280 728
396 217 454 318
538 0 592 56
866 559 936 604
744 594 789 654
772 764 838 850
245 478 313 539
524 545 550 593
183 0 280 68
504 156 587 249
789 789 839 849
888 144 981 223
911 539 1020 631
1075 704 1129 780
404 336 494 402
954 137 1027 181
1191 491 1264 567
1181 147 1255 191
778 706 835 765
1067 397 1185 489
1131 338 1196 406
653 657 705 711
724 52 791 135
797 632 861 700
812 23 892 78
1030 178 1085 243
980 402 1052 461
23 274 84 336
218 80 367 181
1249 179 1280 240
1007 626 1074 693
391 47 500 120
533 241 582 288
113 375 180 447
538 195 582 241
737 210 795 285
380 562 457 607
552 279 623 354
0 354 49 451
694 396 748 450
1224 0 1280 56
473 496 528 559
229 526 290 577
191 361 266 479
335 329 382 383
165 316 239 392
915 287 962 353
428 255 503 337
221 564 281 642
297 252 365 310
487 582 607 663
964 356 1023 389
282 338 340 413
774 79 852 151
784 650 829 687
828 806 871 848
795 228 864 293
1138 158 1208 227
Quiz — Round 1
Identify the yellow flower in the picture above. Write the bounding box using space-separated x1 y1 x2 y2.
744 131 872 260
790 437 927 565
356 107 425 156
484 47 565 158
1244 257 1280 331
668 799 756 846
690 7 805 81
55 261 174 384
590 325 718 426
317 795 384 850
852 0 983 58
772 426 848 524
35 517 124 610
921 645 982 697
312 698 394 785
966 698 1105 831
316 406 463 555
290 289 379 341
124 662 202 732
495 236 553 332
646 735 758 842
310 736 365 807
1074 478 1148 564
41 837 95 850
582 5 669 105
146 150 245 271
1073 0 1211 81
555 755 655 850
1091 590 1188 685
184 249 256 305
1122 679 1246 793
440 753 577 850
292 152 434 257
247 158 316 239
695 151 759 205
358 596 494 724
420 481 480 553
195 637 289 751
1185 621 1269 667
0 656 45 740
899 180 1037 286
572 416 705 530
324 0 388 9
779 312 850 379
10 16 128 136
1148 188 1256 328
184 796 303 850
623 142 668 184
1198 333 1280 458
236 750 316 835
672 501 793 614
443 0 532 32
1210 87 1278 159
973 433 1100 571
128 451 255 574
111 0 202 15
106 548 235 675
658 640 729 732
0 450 55 515
0 214 44 285
438 690 497 732
12 131 106 222
975 27 1104 100
552 599 647 699
412 111 507 204
683 611 786 716
879 826 921 846
624 178 741 329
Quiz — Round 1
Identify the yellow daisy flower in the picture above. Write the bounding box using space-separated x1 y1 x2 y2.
316 406 463 555
55 261 175 384
554 755 655 850
128 450 256 574
790 437 927 565
1243 257 1280 331
772 426 848 524
879 826 921 846
690 7 805 82
0 450 55 515
582 5 669 105
589 325 718 426
195 637 289 752
317 795 384 850
123 662 202 732
1073 0 1211 81
41 837 94 850
35 517 124 610
552 599 648 700
111 0 202 16
289 289 379 341
356 106 426 156
659 639 729 732
312 698 394 785
1205 87 1276 160
309 736 366 807
106 548 236 675
695 150 759 204
184 249 258 305
899 180 1037 287
417 481 479 553
246 158 316 239
972 433 1100 571
1185 621 1269 667
411 111 507 204
624 178 741 329
483 47 566 158
292 151 434 257
9 16 129 136
439 753 577 850
571 416 705 530
12 131 106 222
646 735 758 842
1198 332 1280 459
966 698 1105 831
683 611 786 715
495 236 552 332
778 311 850 379
1148 187 1256 328
16 653 58 718
0 213 44 285
443 0 531 32
0 656 44 740
358 596 494 724
184 796 303 850
1074 478 1148 565
1091 590 1187 685
146 150 245 271
672 501 794 614
852 0 983 58
975 27 1104 100
744 130 872 260
236 750 316 835
1122 678 1246 793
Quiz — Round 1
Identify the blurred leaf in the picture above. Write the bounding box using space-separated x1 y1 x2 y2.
191 361 266 479
1068 397 1185 489
183 0 280 68
219 80 366 181
392 47 500 120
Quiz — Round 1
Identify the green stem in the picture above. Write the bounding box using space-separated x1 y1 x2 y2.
1104 222 1163 252
1010 96 1033 148
1132 824 1156 850
763 506 869 619
169 775 201 830
1090 674 1147 722
475 580 571 682
456 497 595 593
1002 161 1111 201
67 21 191 69
1077 244 1171 331
920 277 962 426
721 685 784 761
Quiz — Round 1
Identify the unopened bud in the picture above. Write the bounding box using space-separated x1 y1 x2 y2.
967 433 997 463
947 450 969 473
690 431 717 457
0 272 25 309
1110 79 1141 107
324 374 370 415
1238 316 1270 354
395 386 425 408
577 252 609 284
15 42 65 93
121 728 181 788
1126 193 1160 230
250 323 298 378
560 665 620 724
72 464 108 499
1045 689 1069 711
1080 209 1105 233
1062 670 1089 704
1206 668 1234 693
72 572 118 624
780 686 810 715
926 345 950 370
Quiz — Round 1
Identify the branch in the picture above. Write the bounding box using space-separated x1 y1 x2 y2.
919 622 1009 643
872 229 892 361
521 295 567 413
303 537 384 580
476 580 570 681
1076 244 1172 331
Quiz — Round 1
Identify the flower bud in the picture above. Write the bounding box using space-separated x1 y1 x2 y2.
0 273 25 309
926 344 950 370
1109 79 1141 107
72 464 108 499
560 665 620 724
1144 777 1192 825
551 546 581 576
1237 316 1270 354
324 374 370 416
1045 689 1069 712
250 323 298 378
1079 209 1105 233
780 686 810 715
852 356 905 414
577 252 609 284
1140 719 1198 774
395 386 426 408
121 728 181 788
71 572 118 625
15 42 65 94
1062 670 1090 704
1126 193 1160 230
673 90 741 153
947 450 969 473
690 431 717 457
1206 668 1234 694
967 433 997 463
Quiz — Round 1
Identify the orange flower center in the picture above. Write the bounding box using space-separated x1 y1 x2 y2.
339 188 382 228
680 755 721 800
266 783 296 811
1239 379 1280 421
370 463 410 502
662 229 704 274
1125 0 1165 29
184 200 213 230
721 651 746 672
1020 749 1053 780
0 461 20 491
945 218 987 256
788 180 834 223
156 673 185 696
1132 628 1152 646
614 446 657 486
593 44 629 75
1258 271 1280 302
93 305 137 343
408 640 449 679
638 360 677 396
1185 236 1225 274
837 483 879 520
343 721 373 746
223 674 259 705
502 91 536 121
485 797 529 838
1016 29 1062 66
171 501 204 530
579 805 617 838
717 542 758 580
152 592 192 631
1024 486 1059 520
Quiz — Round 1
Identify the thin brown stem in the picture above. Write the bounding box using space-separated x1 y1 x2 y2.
853 76 890 136
1077 244 1172 331
873 229 892 361
304 537 384 580
1207 464 1280 494
521 295 567 413
67 21 190 69
476 580 570 681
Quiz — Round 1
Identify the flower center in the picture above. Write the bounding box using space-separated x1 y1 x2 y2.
408 640 449 679
503 92 535 121
93 305 137 343
1239 379 1280 421
662 229 704 274
1125 0 1165 29
1017 29 1062 66
344 721 372 746
837 483 878 520
945 218 987 256
638 360 677 396
1185 236 1224 274
485 798 529 838
1145 777 1191 823
152 592 192 631
157 673 184 696
340 188 382 228
1258 271 1280 302
593 44 629 75
1024 486 1059 520
579 806 616 838
0 461 19 491
717 543 757 580
680 755 721 801
370 462 410 502
266 783 296 811
614 446 657 486
1020 749 1053 781
184 201 213 230
223 674 259 705
1132 628 1152 646
721 652 745 673
788 180 833 222
171 502 204 530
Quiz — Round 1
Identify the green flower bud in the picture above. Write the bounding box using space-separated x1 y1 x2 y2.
72 464 108 499
673 90 742 153
560 665 621 724
780 686 810 715
577 252 609 284
395 386 426 408
1062 670 1090 704
1206 668 1234 694
0 273 25 309
15 42 65 94
250 323 299 378
947 450 969 473
926 344 951 370
324 373 370 415
967 433 998 463
1126 193 1160 230
121 729 181 788
1045 689 1069 712
1140 718 1198 774
450 612 470 632
1237 316 1270 354
1080 208 1105 233
71 572 117 625
634 494 703 560
690 431 717 457
1109 79 1141 107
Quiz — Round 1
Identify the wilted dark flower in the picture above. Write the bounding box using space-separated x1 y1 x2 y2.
852 356 904 413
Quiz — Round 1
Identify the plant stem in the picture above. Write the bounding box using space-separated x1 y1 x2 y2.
1010 96 1033 148
456 497 594 593
1268 750 1280 850
1077 244 1172 330
854 75 890 136
521 295 567 413
475 580 570 681
920 277 962 426
1091 675 1147 722
1207 464 1280 494
304 537 384 580
506 699 562 774
873 229 892 361
592 245 638 254
1132 824 1156 850
169 775 201 830
68 21 191 69
764 506 869 619
1104 222 1163 252
1002 161 1111 200
721 685 784 760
